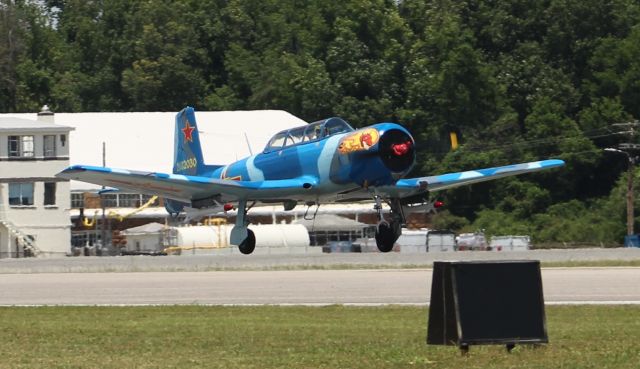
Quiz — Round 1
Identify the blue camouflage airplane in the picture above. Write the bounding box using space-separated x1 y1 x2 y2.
56 107 564 254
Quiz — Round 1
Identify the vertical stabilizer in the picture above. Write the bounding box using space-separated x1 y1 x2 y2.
173 107 219 176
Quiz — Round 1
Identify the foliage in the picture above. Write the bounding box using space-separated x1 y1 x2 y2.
2 0 640 242
471 168 640 243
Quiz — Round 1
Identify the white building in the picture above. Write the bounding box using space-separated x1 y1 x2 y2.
121 222 165 253
0 110 74 257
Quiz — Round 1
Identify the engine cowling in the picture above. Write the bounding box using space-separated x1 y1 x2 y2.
334 123 416 187
378 128 415 174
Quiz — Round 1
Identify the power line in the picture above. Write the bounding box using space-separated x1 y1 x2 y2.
415 129 626 156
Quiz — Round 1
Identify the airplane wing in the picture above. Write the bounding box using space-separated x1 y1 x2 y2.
58 159 564 205
379 159 565 198
56 165 318 203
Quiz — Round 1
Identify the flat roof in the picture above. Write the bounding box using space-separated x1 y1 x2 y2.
0 117 73 133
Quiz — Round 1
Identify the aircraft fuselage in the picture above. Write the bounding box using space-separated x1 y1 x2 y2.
209 121 416 202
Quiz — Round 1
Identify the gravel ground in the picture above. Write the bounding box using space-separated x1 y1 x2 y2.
1 248 640 273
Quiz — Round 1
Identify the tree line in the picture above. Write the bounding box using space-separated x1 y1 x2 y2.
2 0 640 244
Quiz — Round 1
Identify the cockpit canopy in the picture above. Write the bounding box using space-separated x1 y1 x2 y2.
264 117 354 152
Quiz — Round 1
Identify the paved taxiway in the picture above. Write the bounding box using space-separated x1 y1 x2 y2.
1 268 639 306
2 248 640 273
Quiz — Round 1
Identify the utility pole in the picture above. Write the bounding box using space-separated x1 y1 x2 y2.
101 142 106 255
629 156 635 235
611 121 640 236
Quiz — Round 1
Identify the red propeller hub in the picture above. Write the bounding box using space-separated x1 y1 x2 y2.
391 141 412 156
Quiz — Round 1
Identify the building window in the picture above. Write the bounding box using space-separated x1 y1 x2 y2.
8 136 34 157
71 193 85 208
8 136 18 156
71 231 98 247
118 194 140 208
43 135 56 157
70 193 159 209
101 193 118 208
9 183 34 206
44 182 56 206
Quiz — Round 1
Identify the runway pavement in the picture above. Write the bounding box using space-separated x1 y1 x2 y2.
1 267 639 306
2 248 640 273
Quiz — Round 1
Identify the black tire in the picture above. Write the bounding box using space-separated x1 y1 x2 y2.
375 223 396 252
238 229 256 255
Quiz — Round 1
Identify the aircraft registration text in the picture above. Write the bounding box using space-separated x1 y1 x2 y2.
176 157 197 172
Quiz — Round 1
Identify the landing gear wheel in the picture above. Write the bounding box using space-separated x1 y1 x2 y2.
375 222 397 252
238 229 256 255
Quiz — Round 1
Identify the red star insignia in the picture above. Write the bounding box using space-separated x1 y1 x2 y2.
182 120 195 142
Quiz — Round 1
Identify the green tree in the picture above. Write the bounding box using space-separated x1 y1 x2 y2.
401 3 501 178
1 1 57 112
543 0 639 83
461 0 549 56
587 27 640 119
496 42 578 130
120 1 208 110
48 0 138 111
0 0 25 111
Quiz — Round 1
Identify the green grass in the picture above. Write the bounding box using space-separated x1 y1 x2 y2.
253 259 640 270
187 259 640 271
0 306 639 369
540 259 640 268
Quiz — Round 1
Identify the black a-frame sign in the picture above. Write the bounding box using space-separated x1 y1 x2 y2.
427 260 548 353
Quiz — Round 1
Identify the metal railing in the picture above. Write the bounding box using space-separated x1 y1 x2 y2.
0 201 40 257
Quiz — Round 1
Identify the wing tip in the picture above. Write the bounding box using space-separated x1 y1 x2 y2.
56 165 86 178
541 159 565 168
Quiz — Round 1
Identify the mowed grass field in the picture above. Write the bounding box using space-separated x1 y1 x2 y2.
0 305 638 369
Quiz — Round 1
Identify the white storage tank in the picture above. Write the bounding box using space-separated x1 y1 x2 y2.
175 225 227 248
489 236 531 251
397 229 428 253
249 224 310 247
173 224 310 248
426 230 456 252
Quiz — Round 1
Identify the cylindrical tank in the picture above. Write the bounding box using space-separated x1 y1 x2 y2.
173 224 309 248
249 224 310 247
175 226 226 248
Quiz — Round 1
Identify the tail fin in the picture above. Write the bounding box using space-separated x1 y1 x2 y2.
173 107 221 176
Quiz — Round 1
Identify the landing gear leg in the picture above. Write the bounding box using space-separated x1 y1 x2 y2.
374 196 404 253
230 199 256 255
